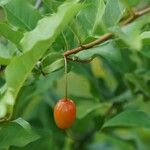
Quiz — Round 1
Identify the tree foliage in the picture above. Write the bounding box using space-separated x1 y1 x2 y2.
0 0 150 149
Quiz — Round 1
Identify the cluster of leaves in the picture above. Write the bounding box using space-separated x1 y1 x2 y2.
0 0 150 149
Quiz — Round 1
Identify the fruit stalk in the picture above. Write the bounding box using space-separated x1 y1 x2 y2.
64 56 68 99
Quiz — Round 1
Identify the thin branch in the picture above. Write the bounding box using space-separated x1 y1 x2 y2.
136 6 150 16
64 33 113 57
63 6 150 58
0 116 11 123
121 7 150 25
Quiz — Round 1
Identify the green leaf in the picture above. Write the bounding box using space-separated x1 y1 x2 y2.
0 22 23 45
140 45 150 58
140 31 150 45
125 73 150 97
20 3 82 52
75 41 121 62
12 2 81 93
0 41 18 65
124 0 140 7
56 71 92 98
0 42 11 65
102 0 125 27
103 110 150 128
43 0 63 13
4 0 41 30
71 0 106 42
42 58 64 74
41 52 62 67
0 118 40 148
0 1 82 119
41 52 64 74
111 14 150 50
11 138 53 150
75 41 136 73
91 0 106 35
77 101 111 119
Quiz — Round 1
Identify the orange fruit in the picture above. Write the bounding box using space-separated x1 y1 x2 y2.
54 98 76 129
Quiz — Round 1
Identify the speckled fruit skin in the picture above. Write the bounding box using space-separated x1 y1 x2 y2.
54 98 76 129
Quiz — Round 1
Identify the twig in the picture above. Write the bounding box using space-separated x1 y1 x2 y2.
121 7 150 25
136 6 150 16
63 6 150 58
0 116 11 124
64 33 113 57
